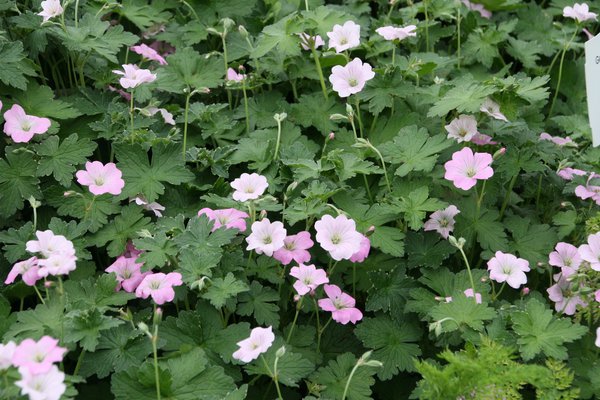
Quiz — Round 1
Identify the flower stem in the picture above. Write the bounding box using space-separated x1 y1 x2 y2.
391 46 396 65
456 6 461 69
424 0 430 52
260 355 283 400
317 316 333 354
310 46 329 100
499 174 518 219
182 90 193 162
341 356 362 400
304 0 309 11
312 297 321 351
286 297 304 343
354 96 364 138
242 80 250 134
73 349 85 376
222 34 232 109
152 317 161 400
492 282 506 301
274 115 283 161
456 245 477 304
129 89 135 139
33 286 45 304
367 140 391 193
549 29 578 117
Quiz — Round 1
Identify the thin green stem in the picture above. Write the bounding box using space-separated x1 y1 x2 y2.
74 0 80 27
260 356 283 400
492 282 506 301
391 46 396 65
424 0 430 52
368 142 391 193
274 117 283 161
317 316 333 354
129 89 135 139
354 97 364 138
457 246 477 304
499 174 518 219
286 297 304 343
304 0 309 11
222 34 232 109
73 349 85 376
242 80 250 134
152 305 162 400
456 6 461 70
310 46 329 100
341 358 362 400
476 180 486 217
182 90 193 161
33 286 45 305
549 29 578 117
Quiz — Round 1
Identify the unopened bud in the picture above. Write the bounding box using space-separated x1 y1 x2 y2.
206 27 221 36
221 18 235 32
44 281 53 288
28 196 41 208
293 294 301 302
259 210 267 219
153 307 163 325
238 25 248 37
536 262 544 267
275 346 286 358
493 147 506 160
274 112 287 122
364 360 384 367
521 287 530 296
138 322 151 337
329 113 348 121
345 103 354 117
328 132 335 140
63 191 75 197
191 276 209 291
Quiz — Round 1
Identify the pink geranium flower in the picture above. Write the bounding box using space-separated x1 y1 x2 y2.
226 68 246 82
318 284 363 325
327 21 361 53
445 115 477 143
232 326 275 363
37 254 77 277
5 257 41 286
230 173 269 202
131 43 167 65
539 132 576 147
329 58 375 98
289 264 329 296
424 205 460 239
315 215 363 261
444 147 494 190
273 231 313 265
3 104 51 143
557 167 587 181
575 174 600 205
12 336 66 375
38 0 63 22
133 196 165 217
135 272 183 305
198 208 249 232
76 161 125 196
579 232 600 271
106 256 149 292
487 251 530 289
246 219 286 256
349 235 371 263
298 33 324 50
462 0 492 18
549 242 581 278
0 341 16 370
563 3 597 22
375 25 417 41
26 230 75 258
547 276 586 315
470 133 497 146
112 64 157 89
16 365 66 400
480 99 507 121
146 107 175 125
122 241 142 260
464 288 482 304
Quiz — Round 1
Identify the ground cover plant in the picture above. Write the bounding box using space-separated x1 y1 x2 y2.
1 0 600 398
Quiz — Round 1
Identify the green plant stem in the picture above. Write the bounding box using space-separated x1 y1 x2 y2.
317 316 333 354
182 90 193 161
341 357 362 400
74 0 80 27
310 46 329 100
73 349 85 376
476 180 486 217
368 142 391 193
354 97 364 138
492 282 506 301
274 116 283 161
260 355 283 400
549 29 578 117
313 297 322 351
152 304 162 400
242 80 250 134
304 0 309 11
457 246 477 304
535 174 543 212
33 286 45 304
286 297 304 343
456 6 461 70
424 0 430 52
499 174 517 219
222 34 232 109
129 89 135 139
391 46 396 65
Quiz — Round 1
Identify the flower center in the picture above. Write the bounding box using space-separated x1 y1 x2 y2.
458 128 467 137
94 177 105 186
263 235 272 244
284 242 296 250
333 298 345 310
122 270 132 279
564 258 572 267
331 234 341 245
340 38 348 45
150 281 161 290
302 277 313 285
348 78 358 87
20 121 32 132
244 187 255 193
502 266 512 275
218 216 229 225
34 353 45 362
439 218 449 227
465 168 477 178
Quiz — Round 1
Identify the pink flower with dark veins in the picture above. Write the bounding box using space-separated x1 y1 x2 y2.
3 104 51 143
273 231 314 265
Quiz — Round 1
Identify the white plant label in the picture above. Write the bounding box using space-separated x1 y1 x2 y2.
585 34 600 147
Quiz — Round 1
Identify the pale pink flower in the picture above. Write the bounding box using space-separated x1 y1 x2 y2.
298 33 325 50
38 0 63 23
108 85 131 101
327 21 361 53
230 173 269 202
26 230 75 258
314 215 363 261
198 208 249 232
12 336 66 375
36 254 77 277
232 326 275 363
106 256 149 292
464 288 482 304
424 205 460 239
539 132 576 147
480 99 507 121
289 264 329 296
131 43 167 65
76 161 125 196
226 68 246 82
149 40 175 56
318 284 363 325
0 341 16 370
470 133 497 146
122 241 142 260
547 275 586 315
548 242 581 277
329 58 375 98
146 107 175 125
273 231 314 265
462 0 492 18
5 257 41 286
487 251 530 289
445 115 478 143
563 3 597 22
596 327 600 348
16 365 66 400
375 25 417 41
575 174 600 205
349 235 371 263
245 219 286 256
133 196 165 217
579 232 600 271
583 28 595 40
557 167 587 180
444 147 494 191
596 289 600 302
112 64 157 89
135 272 183 305
3 104 51 143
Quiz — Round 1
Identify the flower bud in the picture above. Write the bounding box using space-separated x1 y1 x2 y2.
221 18 236 32
259 209 267 219
44 281 53 288
238 25 249 37
493 147 506 160
345 103 354 117
328 132 335 140
521 287 530 296
275 346 286 358
329 113 348 121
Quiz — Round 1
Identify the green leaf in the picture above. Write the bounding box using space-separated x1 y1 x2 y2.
9 83 81 119
506 215 557 265
202 273 248 309
552 210 577 239
116 142 195 203
366 268 413 313
456 204 508 252
251 14 302 59
90 205 151 257
133 232 178 269
0 150 41 217
428 78 496 117
64 309 123 351
64 274 135 311
0 41 36 90
429 294 496 333
0 222 33 263
118 0 172 30
463 27 507 68
355 317 422 379
369 226 405 257
47 188 120 233
35 134 97 186
311 352 378 400
406 232 457 268
157 47 224 92
4 299 64 340
379 126 451 177
511 298 587 361
395 187 445 230
245 340 315 387
236 281 280 327
326 151 382 182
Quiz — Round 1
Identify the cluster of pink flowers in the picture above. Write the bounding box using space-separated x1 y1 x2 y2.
76 161 125 196
0 336 67 400
105 243 182 305
6 230 77 287
3 103 51 143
